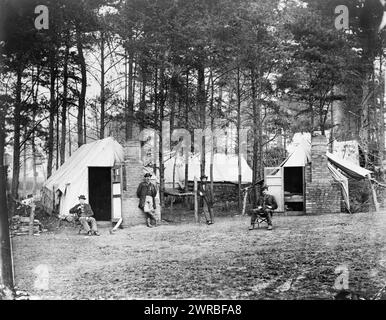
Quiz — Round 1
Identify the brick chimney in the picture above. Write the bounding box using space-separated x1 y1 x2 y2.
310 135 331 183
121 140 145 227
305 134 341 214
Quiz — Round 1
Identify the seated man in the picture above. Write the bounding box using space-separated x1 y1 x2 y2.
249 185 277 231
69 195 100 236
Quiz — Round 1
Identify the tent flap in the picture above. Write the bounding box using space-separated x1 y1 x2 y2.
326 152 372 180
328 162 350 211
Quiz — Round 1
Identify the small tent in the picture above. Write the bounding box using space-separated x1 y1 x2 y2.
164 153 253 188
41 137 125 221
265 138 372 213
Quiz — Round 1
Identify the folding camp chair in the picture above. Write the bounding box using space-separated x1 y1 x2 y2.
253 213 269 229
69 213 87 234
250 209 272 229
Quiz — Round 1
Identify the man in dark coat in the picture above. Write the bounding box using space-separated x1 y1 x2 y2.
249 185 277 230
137 173 158 227
69 195 100 236
197 175 214 225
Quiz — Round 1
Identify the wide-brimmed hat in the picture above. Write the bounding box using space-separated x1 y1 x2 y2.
200 175 208 180
144 173 152 178
78 195 86 200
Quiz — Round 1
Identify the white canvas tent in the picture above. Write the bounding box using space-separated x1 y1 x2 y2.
164 153 253 188
278 139 371 178
279 138 311 167
41 137 125 219
266 137 373 213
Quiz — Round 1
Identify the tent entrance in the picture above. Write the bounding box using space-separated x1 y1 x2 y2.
283 167 304 212
88 167 111 221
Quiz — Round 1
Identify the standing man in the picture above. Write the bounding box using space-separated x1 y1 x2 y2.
198 175 214 225
249 185 277 230
137 173 158 227
70 195 100 236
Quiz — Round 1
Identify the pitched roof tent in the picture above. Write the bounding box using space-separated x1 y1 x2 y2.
42 137 124 217
164 153 253 187
279 138 311 167
279 138 372 179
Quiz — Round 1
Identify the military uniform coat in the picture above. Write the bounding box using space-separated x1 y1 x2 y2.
69 203 94 218
257 194 278 210
137 182 157 210
197 183 213 208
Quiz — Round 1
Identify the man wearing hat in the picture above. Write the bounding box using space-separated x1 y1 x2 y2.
69 195 100 236
249 185 277 230
198 175 214 225
137 173 158 227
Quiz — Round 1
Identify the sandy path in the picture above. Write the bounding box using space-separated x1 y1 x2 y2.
11 212 386 299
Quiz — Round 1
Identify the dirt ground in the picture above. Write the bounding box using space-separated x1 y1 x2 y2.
11 211 386 300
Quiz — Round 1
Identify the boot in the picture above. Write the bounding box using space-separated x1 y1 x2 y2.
146 218 153 228
249 224 254 231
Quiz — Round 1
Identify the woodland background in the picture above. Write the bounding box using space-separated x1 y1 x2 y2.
1 0 386 210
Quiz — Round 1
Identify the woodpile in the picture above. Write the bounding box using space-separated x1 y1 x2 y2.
10 215 46 236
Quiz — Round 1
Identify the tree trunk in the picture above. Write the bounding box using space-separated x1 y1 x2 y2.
0 104 14 292
197 65 206 178
22 129 27 198
330 99 334 153
360 80 371 168
32 67 39 193
76 26 86 147
185 70 189 192
140 66 146 130
159 67 165 208
210 70 215 209
11 65 23 201
170 98 175 152
47 56 56 178
100 31 105 139
126 51 134 140
153 68 159 176
236 67 242 213
55 66 60 170
83 100 87 143
60 36 69 165
68 107 72 157
251 69 259 207
380 54 385 170
32 108 37 194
